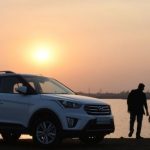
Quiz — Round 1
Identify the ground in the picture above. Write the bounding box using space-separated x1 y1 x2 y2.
0 138 150 150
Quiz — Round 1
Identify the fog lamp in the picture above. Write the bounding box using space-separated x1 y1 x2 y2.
66 117 78 128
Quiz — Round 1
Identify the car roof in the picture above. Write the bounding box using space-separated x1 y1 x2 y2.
0 71 51 78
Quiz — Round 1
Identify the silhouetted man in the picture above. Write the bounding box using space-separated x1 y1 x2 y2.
127 83 149 139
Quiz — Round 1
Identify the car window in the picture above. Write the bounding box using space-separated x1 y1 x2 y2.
0 76 24 94
23 76 75 94
39 81 65 94
13 83 23 93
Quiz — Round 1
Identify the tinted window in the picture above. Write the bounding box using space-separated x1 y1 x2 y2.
23 76 74 94
0 76 24 93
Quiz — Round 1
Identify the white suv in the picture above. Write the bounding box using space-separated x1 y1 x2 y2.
0 71 115 146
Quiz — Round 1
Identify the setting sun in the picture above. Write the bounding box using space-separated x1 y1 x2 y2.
34 48 50 63
23 40 62 70
30 43 56 66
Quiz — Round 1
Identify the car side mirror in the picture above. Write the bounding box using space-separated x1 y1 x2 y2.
16 86 28 94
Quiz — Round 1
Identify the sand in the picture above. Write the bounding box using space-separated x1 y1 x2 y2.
0 138 150 150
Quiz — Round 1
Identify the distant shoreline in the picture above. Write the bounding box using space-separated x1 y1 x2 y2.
78 92 150 99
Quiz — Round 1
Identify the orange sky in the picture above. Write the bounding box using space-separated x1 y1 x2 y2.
1 0 150 93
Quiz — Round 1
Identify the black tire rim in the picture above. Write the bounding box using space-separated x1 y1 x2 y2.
36 121 57 145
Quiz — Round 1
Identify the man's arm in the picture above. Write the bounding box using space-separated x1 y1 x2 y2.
127 91 132 113
144 93 149 116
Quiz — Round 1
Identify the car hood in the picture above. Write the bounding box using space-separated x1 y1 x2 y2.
41 94 107 105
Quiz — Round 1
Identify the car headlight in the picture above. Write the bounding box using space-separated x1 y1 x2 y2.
58 100 82 109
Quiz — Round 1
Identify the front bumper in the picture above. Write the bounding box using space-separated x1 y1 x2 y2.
62 118 115 137
83 118 115 133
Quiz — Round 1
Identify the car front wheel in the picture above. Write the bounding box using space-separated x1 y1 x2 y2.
32 118 62 147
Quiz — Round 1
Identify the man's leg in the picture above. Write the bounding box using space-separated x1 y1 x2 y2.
128 113 136 137
136 114 143 139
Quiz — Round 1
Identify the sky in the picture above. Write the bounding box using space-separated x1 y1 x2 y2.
0 0 150 93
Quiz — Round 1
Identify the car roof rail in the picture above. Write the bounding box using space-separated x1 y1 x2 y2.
0 71 15 74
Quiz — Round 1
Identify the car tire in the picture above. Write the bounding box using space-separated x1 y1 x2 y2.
80 135 104 145
32 117 62 147
1 132 21 143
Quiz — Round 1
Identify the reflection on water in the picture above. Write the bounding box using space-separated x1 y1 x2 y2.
103 99 150 138
1 99 150 139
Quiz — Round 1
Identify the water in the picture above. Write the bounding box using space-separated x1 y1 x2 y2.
1 99 150 139
103 99 150 138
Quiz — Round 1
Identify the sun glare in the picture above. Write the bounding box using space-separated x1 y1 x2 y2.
32 45 55 65
24 41 61 69
35 48 50 62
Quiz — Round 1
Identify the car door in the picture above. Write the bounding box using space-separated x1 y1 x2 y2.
0 75 38 127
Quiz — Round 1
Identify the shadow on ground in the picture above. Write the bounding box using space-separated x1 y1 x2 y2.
0 138 150 150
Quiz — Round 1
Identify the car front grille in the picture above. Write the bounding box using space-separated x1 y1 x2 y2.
84 104 111 115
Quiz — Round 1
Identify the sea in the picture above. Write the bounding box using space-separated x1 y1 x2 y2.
104 99 150 138
1 99 150 139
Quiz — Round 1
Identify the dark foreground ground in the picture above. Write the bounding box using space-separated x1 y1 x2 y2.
0 138 150 150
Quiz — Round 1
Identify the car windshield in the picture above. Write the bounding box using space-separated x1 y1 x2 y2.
23 76 75 94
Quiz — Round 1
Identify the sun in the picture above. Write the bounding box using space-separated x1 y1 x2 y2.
24 41 60 68
32 45 55 65
35 48 50 62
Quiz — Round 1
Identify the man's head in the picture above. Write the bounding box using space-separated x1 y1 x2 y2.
138 83 145 91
